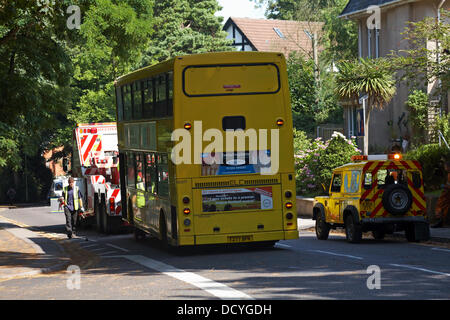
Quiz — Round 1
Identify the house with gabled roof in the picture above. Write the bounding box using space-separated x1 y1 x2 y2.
223 17 323 59
340 0 449 151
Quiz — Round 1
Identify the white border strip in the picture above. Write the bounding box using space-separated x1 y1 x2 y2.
121 255 254 300
390 264 450 277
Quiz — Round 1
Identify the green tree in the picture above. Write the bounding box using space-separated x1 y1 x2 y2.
252 0 358 62
0 0 74 169
287 53 341 134
47 0 155 162
335 57 397 155
405 90 429 146
143 0 232 64
394 9 450 100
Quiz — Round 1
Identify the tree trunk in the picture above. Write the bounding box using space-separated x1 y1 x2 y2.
364 107 371 155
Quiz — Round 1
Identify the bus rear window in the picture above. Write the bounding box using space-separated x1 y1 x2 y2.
183 63 280 97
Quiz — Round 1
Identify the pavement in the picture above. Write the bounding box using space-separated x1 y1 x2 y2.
0 206 72 281
0 206 449 282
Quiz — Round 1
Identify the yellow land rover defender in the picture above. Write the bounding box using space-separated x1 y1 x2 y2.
313 154 430 243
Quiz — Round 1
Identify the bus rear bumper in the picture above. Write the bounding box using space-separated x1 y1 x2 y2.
178 230 298 246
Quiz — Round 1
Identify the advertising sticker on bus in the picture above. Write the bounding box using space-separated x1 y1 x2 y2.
202 187 273 212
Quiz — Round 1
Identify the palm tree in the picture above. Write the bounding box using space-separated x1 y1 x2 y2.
335 57 397 155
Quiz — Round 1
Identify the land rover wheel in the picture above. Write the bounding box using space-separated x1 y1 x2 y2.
315 213 330 240
372 230 386 240
405 223 418 242
345 215 362 243
382 184 412 215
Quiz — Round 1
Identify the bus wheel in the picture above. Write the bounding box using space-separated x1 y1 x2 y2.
159 213 169 250
95 194 104 233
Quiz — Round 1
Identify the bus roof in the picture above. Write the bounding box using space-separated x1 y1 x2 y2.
114 51 286 87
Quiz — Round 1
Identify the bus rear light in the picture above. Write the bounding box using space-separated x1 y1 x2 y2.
183 208 191 215
184 219 191 226
285 191 292 198
184 229 190 232
183 197 190 204
285 202 293 209
286 212 293 220
276 119 284 126
184 123 192 130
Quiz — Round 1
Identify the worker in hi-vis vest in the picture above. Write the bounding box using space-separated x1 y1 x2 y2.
59 177 84 239
136 168 145 209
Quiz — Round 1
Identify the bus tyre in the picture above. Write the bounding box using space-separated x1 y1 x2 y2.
95 194 104 233
345 215 362 244
315 213 330 240
159 213 169 250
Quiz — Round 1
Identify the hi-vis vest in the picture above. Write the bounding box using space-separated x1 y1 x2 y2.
64 186 82 211
136 174 145 208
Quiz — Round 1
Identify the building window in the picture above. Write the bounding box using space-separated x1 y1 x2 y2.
273 27 285 39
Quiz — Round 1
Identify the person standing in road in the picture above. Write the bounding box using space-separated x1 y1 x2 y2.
6 187 16 206
59 177 84 238
432 160 450 228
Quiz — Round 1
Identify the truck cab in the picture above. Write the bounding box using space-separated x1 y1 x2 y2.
313 154 430 243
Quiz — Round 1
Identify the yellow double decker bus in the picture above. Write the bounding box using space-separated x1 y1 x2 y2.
114 52 298 247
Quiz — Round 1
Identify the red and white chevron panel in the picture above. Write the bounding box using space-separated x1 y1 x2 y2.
79 134 102 167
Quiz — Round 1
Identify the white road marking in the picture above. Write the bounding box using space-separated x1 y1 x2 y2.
98 251 119 256
106 255 254 300
89 247 111 252
390 264 450 277
431 247 450 253
275 243 292 249
310 250 364 260
79 244 98 248
105 243 129 252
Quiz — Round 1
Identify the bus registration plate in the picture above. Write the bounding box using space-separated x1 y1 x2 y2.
227 235 253 243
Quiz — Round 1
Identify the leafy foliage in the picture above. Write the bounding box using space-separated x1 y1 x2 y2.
294 130 360 196
252 0 358 62
287 54 342 133
393 9 450 100
142 0 232 64
335 57 397 110
406 144 450 191
405 90 429 145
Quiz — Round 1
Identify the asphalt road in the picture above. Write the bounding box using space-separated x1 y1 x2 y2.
1 205 449 300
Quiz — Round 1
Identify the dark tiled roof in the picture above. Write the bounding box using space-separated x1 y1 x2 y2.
340 0 401 17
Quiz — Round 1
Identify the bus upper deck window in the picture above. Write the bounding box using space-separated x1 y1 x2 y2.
133 81 143 120
123 84 132 121
143 78 154 119
155 75 167 118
